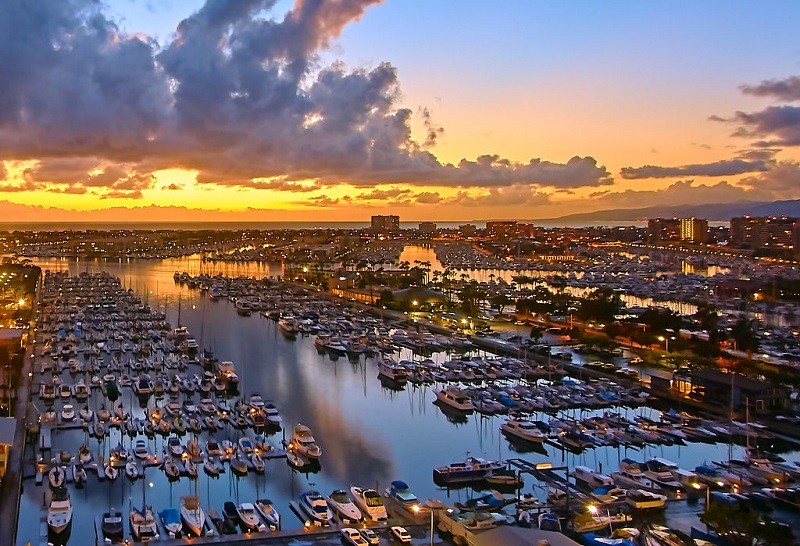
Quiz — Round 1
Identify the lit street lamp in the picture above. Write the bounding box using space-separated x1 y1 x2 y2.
412 504 434 546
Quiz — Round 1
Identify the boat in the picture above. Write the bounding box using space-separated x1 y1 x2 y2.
569 510 632 533
572 465 616 489
625 488 667 509
105 462 119 481
327 489 363 523
129 505 159 542
238 436 254 454
133 439 150 460
185 457 198 479
299 490 333 525
163 457 180 480
292 423 322 458
101 510 124 543
278 316 299 335
385 480 419 510
254 499 281 530
223 501 240 531
79 406 93 422
582 532 636 546
48 465 66 489
264 402 282 427
60 404 75 421
237 502 264 532
229 454 248 476
500 418 546 443
71 463 87 487
433 455 505 484
159 507 182 539
47 487 73 539
167 436 184 457
78 444 93 464
181 495 212 537
376 355 408 383
351 485 388 521
435 386 475 412
250 452 265 473
125 461 139 480
538 511 561 532
203 457 221 477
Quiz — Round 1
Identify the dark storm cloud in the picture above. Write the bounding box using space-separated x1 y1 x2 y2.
713 105 800 147
620 158 772 179
741 76 800 102
0 0 613 192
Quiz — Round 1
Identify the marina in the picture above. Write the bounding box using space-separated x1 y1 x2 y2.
13 258 800 545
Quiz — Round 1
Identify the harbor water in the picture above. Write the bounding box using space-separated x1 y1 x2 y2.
17 257 800 544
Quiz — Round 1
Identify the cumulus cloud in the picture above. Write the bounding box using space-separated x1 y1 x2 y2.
741 76 800 102
739 160 800 196
620 158 772 179
588 179 771 209
0 0 613 194
447 185 551 207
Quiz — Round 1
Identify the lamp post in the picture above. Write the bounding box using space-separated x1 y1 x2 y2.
658 335 668 353
412 504 434 546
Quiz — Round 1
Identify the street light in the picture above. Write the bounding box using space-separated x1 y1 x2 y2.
412 504 434 546
658 335 669 353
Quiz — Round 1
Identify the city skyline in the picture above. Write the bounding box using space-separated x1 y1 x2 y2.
0 0 799 223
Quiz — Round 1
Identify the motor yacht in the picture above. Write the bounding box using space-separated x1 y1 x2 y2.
237 502 264 532
130 505 159 542
292 423 322 459
299 490 333 525
435 386 475 412
327 489 363 523
159 507 182 539
47 487 73 539
255 499 280 530
350 485 388 521
500 418 546 443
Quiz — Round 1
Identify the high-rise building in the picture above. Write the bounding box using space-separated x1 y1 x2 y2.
486 221 518 239
370 215 400 233
418 222 437 235
730 216 797 250
648 217 708 244
679 218 708 244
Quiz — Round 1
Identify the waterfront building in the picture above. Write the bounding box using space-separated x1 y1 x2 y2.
418 222 437 236
679 217 708 244
689 369 788 413
486 221 518 240
730 215 798 253
371 215 400 234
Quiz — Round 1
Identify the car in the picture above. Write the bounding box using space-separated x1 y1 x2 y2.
341 527 368 546
390 526 412 543
360 528 380 545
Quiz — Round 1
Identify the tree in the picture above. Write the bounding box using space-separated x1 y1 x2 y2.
731 317 759 354
459 281 486 317
491 293 513 315
576 288 624 324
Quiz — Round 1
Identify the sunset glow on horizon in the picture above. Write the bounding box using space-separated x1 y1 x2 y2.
1 0 799 224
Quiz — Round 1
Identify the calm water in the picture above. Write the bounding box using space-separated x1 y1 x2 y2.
17 258 800 544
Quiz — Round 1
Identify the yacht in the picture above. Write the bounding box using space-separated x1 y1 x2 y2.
350 485 388 521
101 510 124 543
47 487 73 539
181 495 211 537
278 316 299 335
48 465 66 489
255 499 281 530
385 480 419 510
237 502 264 532
572 465 615 489
327 489 363 523
292 423 322 458
159 507 182 539
433 455 504 484
435 386 475 412
625 488 668 509
376 355 408 383
130 505 160 542
612 469 662 492
500 418 546 443
71 463 88 487
299 490 333 525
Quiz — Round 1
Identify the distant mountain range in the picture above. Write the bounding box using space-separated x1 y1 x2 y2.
537 199 800 224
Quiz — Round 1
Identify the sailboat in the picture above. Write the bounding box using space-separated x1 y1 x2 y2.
130 467 160 542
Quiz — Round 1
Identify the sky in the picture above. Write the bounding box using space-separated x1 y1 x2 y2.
1 0 800 224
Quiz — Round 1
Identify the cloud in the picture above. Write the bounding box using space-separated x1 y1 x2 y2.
355 188 411 200
447 185 551 207
0 0 613 194
741 76 800 102
713 105 800 147
620 158 772 179
414 191 441 204
0 163 6 181
588 179 771 209
739 160 800 196
162 183 184 190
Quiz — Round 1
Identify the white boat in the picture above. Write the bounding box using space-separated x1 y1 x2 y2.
133 439 151 460
164 457 180 480
435 386 475 412
385 480 419 510
572 465 615 489
168 436 184 457
500 418 546 443
125 461 139 480
351 486 388 521
278 316 299 334
376 355 408 383
79 406 94 422
181 495 211 537
327 489 363 522
625 488 667 509
130 505 160 542
299 490 333 524
292 423 322 459
250 452 265 473
237 502 265 532
203 457 221 477
105 462 119 481
264 402 282 427
612 469 661 492
238 436 254 454
255 499 280 530
47 487 73 537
